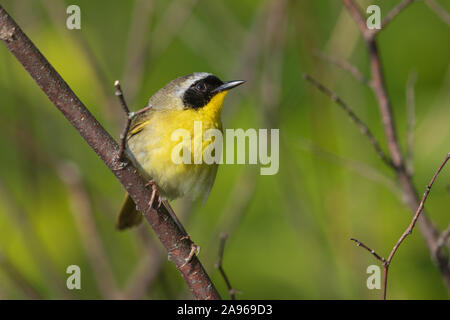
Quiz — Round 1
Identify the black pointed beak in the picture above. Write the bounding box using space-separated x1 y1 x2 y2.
212 80 245 94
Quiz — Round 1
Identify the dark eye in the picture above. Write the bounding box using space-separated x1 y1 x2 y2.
196 82 207 91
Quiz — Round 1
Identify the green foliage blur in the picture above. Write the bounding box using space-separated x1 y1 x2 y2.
0 0 449 299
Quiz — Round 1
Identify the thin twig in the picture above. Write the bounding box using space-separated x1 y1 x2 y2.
114 80 151 161
350 238 386 263
342 0 370 40
215 233 238 300
0 5 220 300
342 0 450 291
425 0 450 26
343 0 416 39
114 80 131 161
313 50 370 85
351 153 450 299
344 0 405 165
379 0 415 33
386 153 450 265
303 73 394 169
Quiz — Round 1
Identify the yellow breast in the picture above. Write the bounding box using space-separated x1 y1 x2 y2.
126 91 228 201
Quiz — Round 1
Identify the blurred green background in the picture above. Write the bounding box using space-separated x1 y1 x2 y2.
0 0 449 299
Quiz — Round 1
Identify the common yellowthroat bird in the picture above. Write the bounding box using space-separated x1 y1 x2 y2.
117 72 245 230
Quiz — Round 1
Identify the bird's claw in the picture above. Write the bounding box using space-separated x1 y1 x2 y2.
146 179 162 209
181 243 200 267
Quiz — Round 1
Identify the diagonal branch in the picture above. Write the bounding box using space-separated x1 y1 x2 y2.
303 73 394 169
0 5 220 300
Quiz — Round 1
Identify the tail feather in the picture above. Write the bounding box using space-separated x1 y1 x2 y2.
116 193 143 230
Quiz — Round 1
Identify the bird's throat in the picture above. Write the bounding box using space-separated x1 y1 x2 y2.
199 91 228 121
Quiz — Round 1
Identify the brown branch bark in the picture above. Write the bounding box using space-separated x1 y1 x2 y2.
0 5 220 300
342 0 450 292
